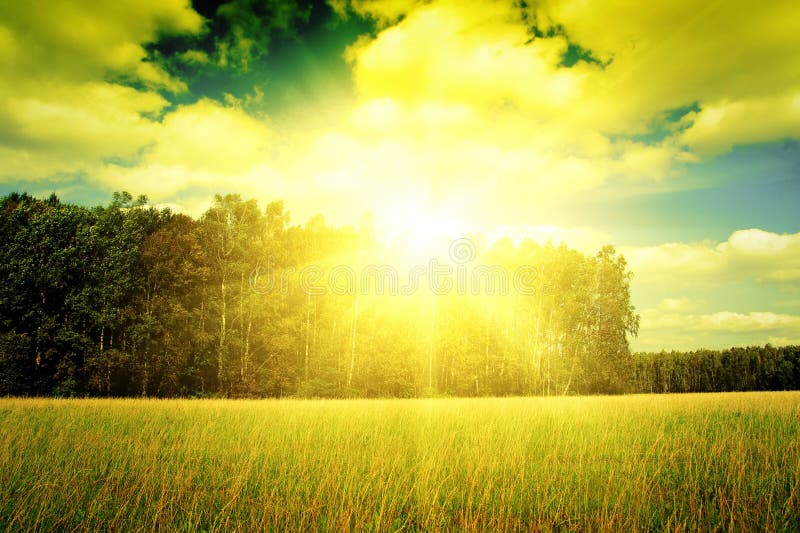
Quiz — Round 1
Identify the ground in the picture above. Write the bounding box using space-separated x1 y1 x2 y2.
1 393 799 531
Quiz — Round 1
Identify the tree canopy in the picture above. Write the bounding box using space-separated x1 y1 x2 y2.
0 192 796 397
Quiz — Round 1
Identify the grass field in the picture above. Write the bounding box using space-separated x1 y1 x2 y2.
1 393 799 531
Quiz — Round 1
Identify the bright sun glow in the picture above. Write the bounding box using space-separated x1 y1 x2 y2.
380 204 470 260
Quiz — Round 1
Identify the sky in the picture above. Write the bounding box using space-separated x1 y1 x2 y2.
0 0 798 351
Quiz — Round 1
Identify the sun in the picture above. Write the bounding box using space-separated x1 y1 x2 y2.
380 204 469 261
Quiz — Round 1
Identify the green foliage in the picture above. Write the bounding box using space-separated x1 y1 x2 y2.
632 345 800 393
4 191 790 398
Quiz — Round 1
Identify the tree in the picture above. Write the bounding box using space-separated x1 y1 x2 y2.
198 194 266 395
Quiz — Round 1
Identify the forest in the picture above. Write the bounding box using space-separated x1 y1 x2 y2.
0 192 797 397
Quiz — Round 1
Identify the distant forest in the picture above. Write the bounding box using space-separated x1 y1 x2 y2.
1 192 798 397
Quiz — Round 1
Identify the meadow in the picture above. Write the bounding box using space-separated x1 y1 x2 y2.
1 393 799 531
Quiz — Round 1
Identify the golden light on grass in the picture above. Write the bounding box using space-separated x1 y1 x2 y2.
1 394 799 531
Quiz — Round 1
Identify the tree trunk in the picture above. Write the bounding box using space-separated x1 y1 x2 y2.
347 291 359 389
142 358 148 397
429 292 436 391
218 278 226 392
244 307 252 382
304 292 311 381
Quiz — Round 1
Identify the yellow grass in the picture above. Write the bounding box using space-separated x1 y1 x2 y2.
1 393 799 531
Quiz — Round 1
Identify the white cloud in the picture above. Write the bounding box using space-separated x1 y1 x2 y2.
0 0 203 183
642 309 800 334
533 0 800 136
635 309 800 351
680 91 800 156
624 229 800 286
697 311 800 332
0 0 203 86
4 0 799 228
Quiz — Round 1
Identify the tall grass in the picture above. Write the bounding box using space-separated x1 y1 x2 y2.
1 393 799 531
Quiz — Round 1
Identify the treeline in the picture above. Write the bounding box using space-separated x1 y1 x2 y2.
631 345 800 393
2 192 798 398
0 191 644 397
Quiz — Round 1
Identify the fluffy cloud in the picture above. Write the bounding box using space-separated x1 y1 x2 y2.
347 0 800 136
0 0 203 183
533 0 800 136
0 82 167 180
624 229 800 286
98 99 277 198
634 308 800 351
336 0 800 208
0 0 202 87
642 310 800 333
680 92 800 157
3 0 799 224
346 2 582 112
300 0 797 231
298 1 702 226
